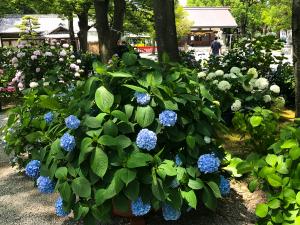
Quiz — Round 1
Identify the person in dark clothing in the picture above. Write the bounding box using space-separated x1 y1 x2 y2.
211 37 222 56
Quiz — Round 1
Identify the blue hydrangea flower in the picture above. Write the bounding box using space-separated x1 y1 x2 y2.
25 160 41 178
136 129 157 151
55 196 70 217
65 115 80 130
162 204 181 221
131 197 151 216
36 176 55 194
60 133 76 152
197 153 220 174
159 110 177 127
175 154 182 166
219 175 230 196
44 112 54 124
170 178 180 188
134 92 151 105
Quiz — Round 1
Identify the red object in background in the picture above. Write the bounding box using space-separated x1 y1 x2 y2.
136 46 157 53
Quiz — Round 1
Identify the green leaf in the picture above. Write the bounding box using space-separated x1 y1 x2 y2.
25 131 43 143
296 192 300 205
181 190 197 209
107 71 133 78
290 147 300 160
136 106 155 128
111 110 128 122
157 160 177 177
127 152 153 168
84 116 103 129
79 138 93 164
188 179 204 190
55 167 68 180
199 83 214 101
124 180 140 201
90 148 108 178
202 186 217 210
256 203 268 218
117 168 137 186
281 139 298 149
163 100 178 110
95 86 114 113
146 71 162 87
74 204 89 221
115 135 132 149
268 199 281 209
248 179 259 192
123 84 147 93
71 177 91 198
103 120 118 137
151 178 165 201
267 174 282 187
59 182 72 202
122 52 137 66
93 61 106 74
266 154 278 167
249 116 263 127
186 135 196 149
207 181 222 198
113 194 130 213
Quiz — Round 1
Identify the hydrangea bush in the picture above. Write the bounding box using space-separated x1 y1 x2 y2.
1 54 231 223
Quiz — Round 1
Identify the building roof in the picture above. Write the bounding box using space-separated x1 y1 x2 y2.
0 14 80 34
183 7 238 28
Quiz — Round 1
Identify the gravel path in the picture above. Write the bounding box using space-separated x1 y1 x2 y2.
0 111 264 225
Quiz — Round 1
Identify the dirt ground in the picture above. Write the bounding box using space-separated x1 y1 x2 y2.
0 111 265 225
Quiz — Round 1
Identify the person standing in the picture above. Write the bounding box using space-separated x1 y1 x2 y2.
211 37 222 56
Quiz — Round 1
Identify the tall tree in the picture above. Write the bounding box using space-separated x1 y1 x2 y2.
293 0 300 116
153 0 180 62
94 0 126 63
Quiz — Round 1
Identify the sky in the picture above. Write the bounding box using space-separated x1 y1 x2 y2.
179 0 187 6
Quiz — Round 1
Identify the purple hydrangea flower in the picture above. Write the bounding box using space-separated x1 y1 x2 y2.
131 197 151 216
55 196 70 217
136 129 157 151
134 92 151 105
197 154 220 174
65 115 80 130
60 133 76 152
159 110 177 127
25 160 41 178
162 204 181 221
37 176 55 194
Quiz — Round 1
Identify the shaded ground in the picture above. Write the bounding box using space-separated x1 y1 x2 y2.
0 110 265 225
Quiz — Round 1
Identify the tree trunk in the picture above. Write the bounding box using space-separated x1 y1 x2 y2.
78 11 89 53
68 16 77 52
153 0 180 62
94 0 126 63
293 0 300 116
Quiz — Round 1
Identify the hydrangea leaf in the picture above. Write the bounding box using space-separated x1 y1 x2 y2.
256 203 268 218
71 176 91 198
55 167 68 180
136 106 155 128
188 179 204 190
127 152 153 168
90 147 108 178
116 168 136 186
181 190 197 209
95 86 114 113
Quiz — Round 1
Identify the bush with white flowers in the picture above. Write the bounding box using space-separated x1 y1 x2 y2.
2 54 231 223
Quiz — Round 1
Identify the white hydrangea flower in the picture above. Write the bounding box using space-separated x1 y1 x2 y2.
31 55 37 60
274 97 285 108
50 46 55 49
231 99 242 111
59 50 67 57
217 80 231 91
59 58 64 62
223 73 230 79
74 72 80 77
76 59 82 64
204 136 211 144
29 82 39 88
270 85 280 94
255 78 269 90
212 80 218 85
197 72 206 78
36 68 41 73
215 70 224 76
263 95 272 103
230 73 237 79
43 82 50 87
62 43 70 48
70 55 75 59
18 82 24 90
230 67 241 74
206 72 216 80
44 51 53 57
11 57 18 64
33 50 41 56
247 68 258 78
17 52 25 58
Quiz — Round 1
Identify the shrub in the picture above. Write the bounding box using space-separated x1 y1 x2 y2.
237 122 300 225
2 54 231 223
